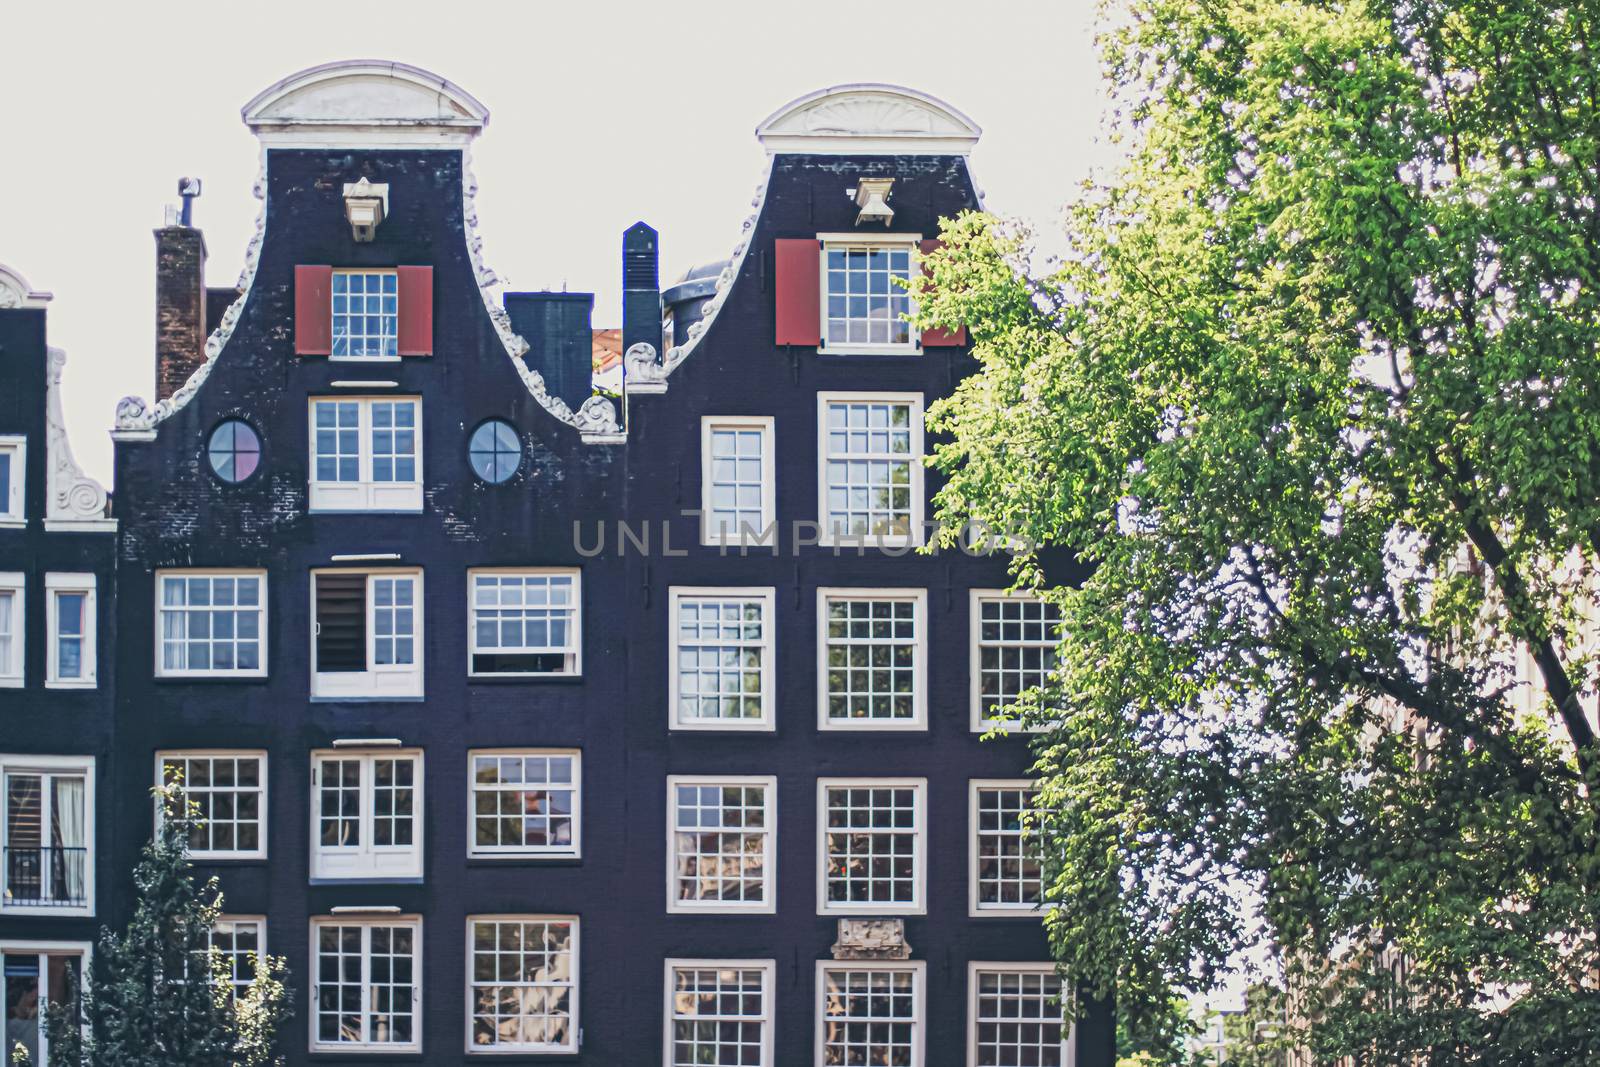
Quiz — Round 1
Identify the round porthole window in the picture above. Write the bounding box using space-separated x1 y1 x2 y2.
207 420 261 483
469 419 522 484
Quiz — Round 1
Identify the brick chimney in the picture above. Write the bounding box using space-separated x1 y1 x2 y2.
154 225 207 400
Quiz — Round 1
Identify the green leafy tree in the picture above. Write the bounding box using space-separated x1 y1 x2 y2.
43 786 291 1067
914 0 1600 1061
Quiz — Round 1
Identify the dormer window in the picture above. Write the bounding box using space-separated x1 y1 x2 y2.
332 271 398 358
823 237 916 352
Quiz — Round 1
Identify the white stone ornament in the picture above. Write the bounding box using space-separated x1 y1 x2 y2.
45 347 112 529
0 263 53 309
831 918 913 961
755 83 982 156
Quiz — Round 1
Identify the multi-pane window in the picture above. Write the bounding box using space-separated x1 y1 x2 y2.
331 270 398 358
971 782 1044 915
208 918 265 999
700 417 774 545
310 751 422 881
157 572 266 677
159 753 267 859
1 758 93 913
469 751 580 858
819 590 926 729
819 394 924 544
817 779 926 914
45 574 94 687
665 960 775 1067
817 963 925 1067
468 570 580 676
972 593 1063 730
822 242 916 349
0 945 84 1067
0 437 23 523
468 917 577 1053
969 965 1067 1067
670 589 774 730
0 574 21 685
308 397 422 512
311 570 423 699
668 777 775 913
311 918 420 1051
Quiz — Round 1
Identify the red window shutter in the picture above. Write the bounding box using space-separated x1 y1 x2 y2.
294 265 333 356
774 239 822 346
917 239 967 347
396 266 434 356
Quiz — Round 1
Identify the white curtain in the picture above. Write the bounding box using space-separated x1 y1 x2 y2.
51 776 86 900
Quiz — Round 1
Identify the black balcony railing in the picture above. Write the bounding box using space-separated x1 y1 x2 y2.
4 846 88 907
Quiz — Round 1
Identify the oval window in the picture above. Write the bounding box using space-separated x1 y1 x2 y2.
469 419 522 484
207 420 261 483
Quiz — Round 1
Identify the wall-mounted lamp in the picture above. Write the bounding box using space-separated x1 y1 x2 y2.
343 178 389 242
847 178 895 226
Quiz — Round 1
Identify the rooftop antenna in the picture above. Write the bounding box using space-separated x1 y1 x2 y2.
177 177 202 227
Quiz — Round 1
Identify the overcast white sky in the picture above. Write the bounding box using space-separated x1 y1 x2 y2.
1 0 1112 484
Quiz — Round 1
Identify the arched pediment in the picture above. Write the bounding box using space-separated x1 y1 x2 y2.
756 84 981 156
0 262 52 308
242 60 489 146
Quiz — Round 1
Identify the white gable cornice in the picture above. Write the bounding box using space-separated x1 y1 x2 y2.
242 60 489 148
756 83 981 156
0 263 52 308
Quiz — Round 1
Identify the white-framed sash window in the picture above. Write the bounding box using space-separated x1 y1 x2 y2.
311 569 423 699
466 915 578 1054
815 961 926 1067
1 756 94 915
331 270 398 359
967 963 1071 1067
971 591 1063 732
158 752 268 860
969 780 1045 916
309 750 422 881
0 940 89 1067
0 573 22 686
700 417 776 546
468 750 580 858
817 392 925 547
664 959 775 1067
468 569 580 676
818 235 921 354
310 916 421 1052
817 588 927 730
670 588 776 731
667 776 776 914
45 574 95 688
308 397 422 512
156 571 267 678
209 917 266 999
0 436 25 526
816 777 926 915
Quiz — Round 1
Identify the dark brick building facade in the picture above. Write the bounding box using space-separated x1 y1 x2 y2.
2 62 1114 1066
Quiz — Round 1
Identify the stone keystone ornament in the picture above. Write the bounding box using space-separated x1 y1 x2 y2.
831 919 912 960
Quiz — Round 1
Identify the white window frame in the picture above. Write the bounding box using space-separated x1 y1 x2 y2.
44 573 95 689
662 958 776 1067
331 268 400 361
0 572 23 687
466 568 582 678
156 751 269 861
699 416 776 546
309 749 424 882
817 233 923 356
666 775 777 915
669 587 776 732
209 916 267 999
815 777 927 916
0 436 25 526
0 754 96 917
464 914 579 1055
816 392 926 548
310 568 424 700
466 749 582 860
967 962 1073 1067
814 960 926 1067
0 939 91 1067
308 915 422 1053
968 779 1045 917
307 396 423 513
816 588 928 731
155 570 269 679
970 590 1062 733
